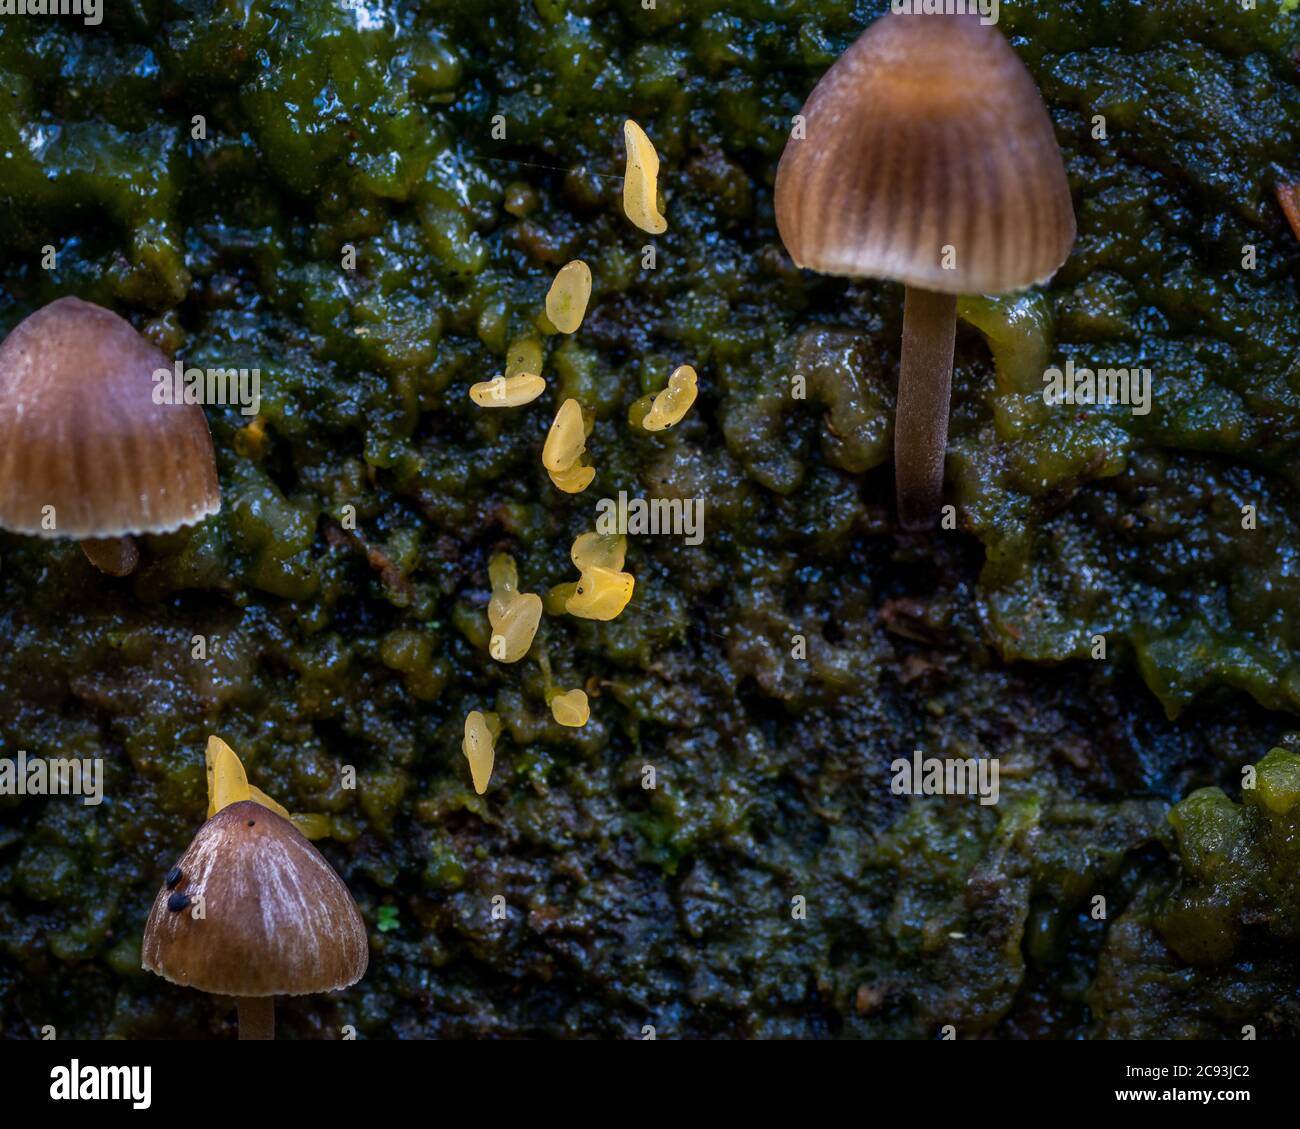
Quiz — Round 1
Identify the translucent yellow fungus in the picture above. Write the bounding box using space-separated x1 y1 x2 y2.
487 552 542 662
209 736 251 814
544 582 578 614
291 813 333 840
490 592 543 662
547 459 595 494
469 372 546 407
204 735 327 838
623 119 667 234
506 336 544 379
567 565 635 621
571 531 626 572
543 398 588 472
233 416 268 458
642 365 698 431
463 710 499 794
545 260 593 335
550 688 591 728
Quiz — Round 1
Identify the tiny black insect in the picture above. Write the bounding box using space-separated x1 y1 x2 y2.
165 866 183 889
167 892 191 913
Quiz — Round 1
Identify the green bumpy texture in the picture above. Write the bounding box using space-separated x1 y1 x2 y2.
0 0 1298 1039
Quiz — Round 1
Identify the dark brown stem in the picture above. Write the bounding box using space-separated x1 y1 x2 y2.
237 996 275 1040
81 536 139 576
895 287 957 531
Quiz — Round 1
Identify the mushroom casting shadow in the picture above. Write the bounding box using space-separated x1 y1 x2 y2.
773 12 1076 530
142 801 368 1040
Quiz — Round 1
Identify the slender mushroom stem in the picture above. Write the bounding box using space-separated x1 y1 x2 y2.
237 996 275 1041
895 286 958 531
81 536 139 577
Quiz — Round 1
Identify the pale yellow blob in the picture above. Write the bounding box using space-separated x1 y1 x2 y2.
642 365 698 431
567 565 635 621
291 812 332 840
469 372 546 407
490 592 543 663
547 460 595 494
249 785 291 821
571 531 626 572
545 260 593 334
463 710 497 794
623 119 667 234
205 735 326 836
487 553 542 662
208 736 251 815
550 688 591 728
543 398 588 472
545 581 578 615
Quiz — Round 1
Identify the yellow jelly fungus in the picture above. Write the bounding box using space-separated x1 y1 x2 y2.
642 365 698 431
623 119 667 235
249 784 291 821
571 531 626 572
506 336 544 379
469 372 546 407
489 592 543 663
209 736 251 815
291 812 332 841
463 710 497 795
233 416 268 458
550 688 591 728
566 565 635 621
545 582 578 615
205 735 326 834
547 459 595 494
543 398 588 472
488 552 518 597
545 260 593 335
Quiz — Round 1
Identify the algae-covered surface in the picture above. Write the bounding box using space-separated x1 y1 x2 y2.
1 0 1300 1039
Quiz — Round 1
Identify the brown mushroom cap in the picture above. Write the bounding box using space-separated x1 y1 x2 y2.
774 13 1076 295
142 801 368 997
0 296 220 538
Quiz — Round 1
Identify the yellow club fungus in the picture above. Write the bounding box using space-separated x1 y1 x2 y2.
641 365 698 431
547 459 595 494
545 260 593 335
623 119 667 234
469 372 546 407
208 736 251 814
487 552 542 662
204 735 327 839
571 531 626 572
567 565 635 621
543 397 589 472
549 688 591 728
462 710 500 794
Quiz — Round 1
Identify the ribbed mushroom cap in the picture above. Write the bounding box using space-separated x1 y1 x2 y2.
775 13 1075 295
0 297 220 538
142 801 368 998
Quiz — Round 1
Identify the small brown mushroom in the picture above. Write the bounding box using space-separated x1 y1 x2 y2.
774 12 1076 530
141 800 368 1040
0 297 220 573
